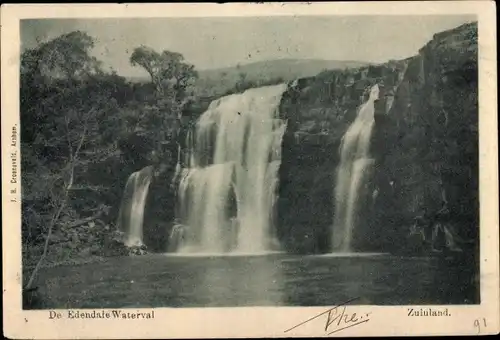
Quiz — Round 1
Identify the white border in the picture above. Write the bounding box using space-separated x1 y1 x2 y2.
2 2 498 338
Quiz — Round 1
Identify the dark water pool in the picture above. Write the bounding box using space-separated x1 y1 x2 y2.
32 253 479 309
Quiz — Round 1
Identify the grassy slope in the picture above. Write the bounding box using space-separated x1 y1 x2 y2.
129 58 370 97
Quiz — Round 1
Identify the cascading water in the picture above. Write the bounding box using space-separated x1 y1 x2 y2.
173 84 288 254
116 166 154 247
332 84 380 252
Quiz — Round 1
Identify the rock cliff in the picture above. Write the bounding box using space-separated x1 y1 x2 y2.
277 22 478 254
138 22 478 256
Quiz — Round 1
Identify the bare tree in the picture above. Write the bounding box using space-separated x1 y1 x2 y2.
25 108 94 290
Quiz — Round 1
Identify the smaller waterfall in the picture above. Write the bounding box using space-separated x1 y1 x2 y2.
116 166 154 247
332 84 380 252
172 143 182 188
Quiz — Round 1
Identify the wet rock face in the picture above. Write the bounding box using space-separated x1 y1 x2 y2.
142 162 178 252
276 22 478 254
377 22 478 253
277 63 407 254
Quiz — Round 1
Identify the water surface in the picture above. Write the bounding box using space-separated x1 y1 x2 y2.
35 253 478 309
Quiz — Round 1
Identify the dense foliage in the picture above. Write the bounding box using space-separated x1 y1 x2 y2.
20 31 198 278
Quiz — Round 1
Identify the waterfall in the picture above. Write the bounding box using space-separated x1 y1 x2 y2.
174 84 288 254
116 166 154 247
172 143 182 188
332 84 380 252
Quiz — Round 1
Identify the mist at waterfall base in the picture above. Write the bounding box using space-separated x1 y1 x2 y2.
171 84 287 254
332 84 380 253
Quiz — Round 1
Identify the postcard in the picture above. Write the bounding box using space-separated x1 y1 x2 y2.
2 2 498 338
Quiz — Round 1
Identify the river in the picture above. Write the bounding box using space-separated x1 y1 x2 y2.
32 253 478 308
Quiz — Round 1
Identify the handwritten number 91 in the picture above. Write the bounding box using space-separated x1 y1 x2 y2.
474 318 486 334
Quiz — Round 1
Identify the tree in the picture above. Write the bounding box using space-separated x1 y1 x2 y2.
129 46 199 163
21 31 131 290
21 31 101 82
129 46 198 104
21 31 104 144
24 107 92 290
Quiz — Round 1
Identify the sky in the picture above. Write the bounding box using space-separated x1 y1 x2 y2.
21 15 475 78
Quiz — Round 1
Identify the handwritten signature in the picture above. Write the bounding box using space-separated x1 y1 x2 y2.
284 297 371 335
